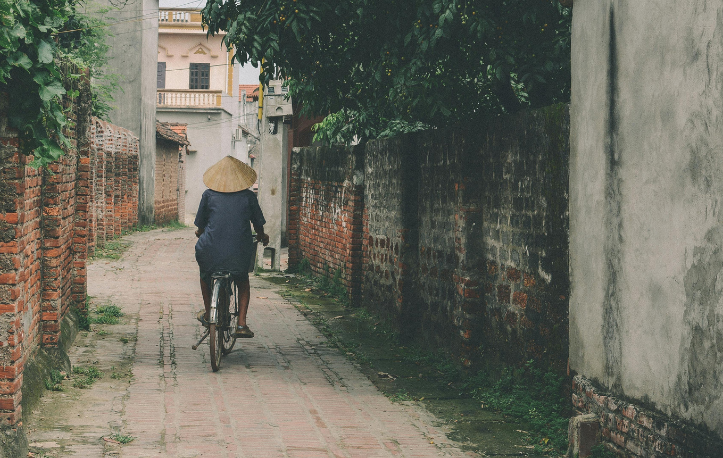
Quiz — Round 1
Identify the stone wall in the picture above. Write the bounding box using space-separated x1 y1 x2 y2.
289 105 570 369
0 69 139 432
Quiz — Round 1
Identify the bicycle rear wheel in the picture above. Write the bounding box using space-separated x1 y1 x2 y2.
209 280 224 371
221 281 238 355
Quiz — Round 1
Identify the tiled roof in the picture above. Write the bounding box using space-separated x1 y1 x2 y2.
156 121 190 146
239 84 260 102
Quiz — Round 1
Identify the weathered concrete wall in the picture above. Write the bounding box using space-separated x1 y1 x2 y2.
289 105 570 369
257 113 289 270
156 110 234 223
570 0 723 454
98 0 157 225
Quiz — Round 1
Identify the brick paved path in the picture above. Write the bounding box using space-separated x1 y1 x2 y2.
50 228 471 457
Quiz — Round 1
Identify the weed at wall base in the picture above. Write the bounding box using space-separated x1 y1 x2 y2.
73 298 91 331
71 366 103 389
44 369 66 391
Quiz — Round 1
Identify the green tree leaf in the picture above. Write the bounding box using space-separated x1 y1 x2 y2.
37 39 53 63
39 80 65 102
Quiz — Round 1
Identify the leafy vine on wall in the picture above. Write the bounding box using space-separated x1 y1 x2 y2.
0 0 74 167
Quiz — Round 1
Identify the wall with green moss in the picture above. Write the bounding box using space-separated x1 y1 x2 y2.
290 105 570 370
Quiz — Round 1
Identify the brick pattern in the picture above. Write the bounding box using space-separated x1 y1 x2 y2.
154 139 181 225
170 124 188 222
362 137 416 323
477 107 570 370
0 144 42 426
288 106 570 370
0 64 140 427
288 146 364 305
89 120 139 245
572 375 722 457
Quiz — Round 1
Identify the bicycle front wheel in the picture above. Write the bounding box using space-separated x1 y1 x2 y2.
221 281 238 355
209 324 222 371
209 280 224 371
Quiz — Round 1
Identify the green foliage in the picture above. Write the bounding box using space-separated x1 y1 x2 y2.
469 360 569 454
315 264 349 305
0 0 118 166
163 219 187 231
202 0 571 144
0 0 72 167
292 257 311 275
92 240 130 260
56 3 118 120
388 390 413 402
72 365 103 388
589 444 616 458
91 304 123 324
109 433 134 444
74 296 92 331
44 369 65 391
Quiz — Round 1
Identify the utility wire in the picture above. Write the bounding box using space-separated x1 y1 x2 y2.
54 0 206 35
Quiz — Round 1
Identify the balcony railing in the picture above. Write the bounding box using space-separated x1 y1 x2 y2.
159 10 202 23
157 90 222 108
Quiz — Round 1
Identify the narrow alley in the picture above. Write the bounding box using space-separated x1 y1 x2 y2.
24 228 473 457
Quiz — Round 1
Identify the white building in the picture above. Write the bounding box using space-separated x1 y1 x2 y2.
156 8 253 222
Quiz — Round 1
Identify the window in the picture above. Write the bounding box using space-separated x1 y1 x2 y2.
157 62 166 89
189 63 210 89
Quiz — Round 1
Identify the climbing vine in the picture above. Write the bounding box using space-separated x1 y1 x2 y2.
0 0 72 167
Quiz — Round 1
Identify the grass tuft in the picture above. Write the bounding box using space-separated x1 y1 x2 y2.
109 433 135 444
91 304 123 324
72 366 103 389
468 360 569 454
44 369 65 391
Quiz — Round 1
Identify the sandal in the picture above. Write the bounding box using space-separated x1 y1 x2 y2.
197 310 210 328
235 326 254 338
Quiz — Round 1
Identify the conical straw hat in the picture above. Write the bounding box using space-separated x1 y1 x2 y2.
203 155 257 193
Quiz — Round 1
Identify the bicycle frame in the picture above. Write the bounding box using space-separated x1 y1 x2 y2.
192 272 240 371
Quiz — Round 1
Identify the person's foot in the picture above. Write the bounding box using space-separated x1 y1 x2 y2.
235 325 254 338
197 310 210 327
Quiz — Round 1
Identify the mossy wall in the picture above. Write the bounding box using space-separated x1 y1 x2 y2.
290 104 570 371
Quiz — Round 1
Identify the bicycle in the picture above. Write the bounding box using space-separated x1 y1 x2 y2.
192 272 240 372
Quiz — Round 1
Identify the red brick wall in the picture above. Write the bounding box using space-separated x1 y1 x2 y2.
288 146 365 305
0 144 42 426
89 119 139 244
0 67 139 427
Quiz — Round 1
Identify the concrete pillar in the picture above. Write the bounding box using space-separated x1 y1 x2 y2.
256 113 287 270
97 0 158 225
138 0 158 225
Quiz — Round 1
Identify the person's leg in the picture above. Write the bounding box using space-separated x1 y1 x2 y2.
200 277 212 322
237 277 250 327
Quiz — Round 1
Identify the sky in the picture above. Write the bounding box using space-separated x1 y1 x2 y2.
159 0 260 84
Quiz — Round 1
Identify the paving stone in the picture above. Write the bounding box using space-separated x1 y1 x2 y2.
26 228 473 457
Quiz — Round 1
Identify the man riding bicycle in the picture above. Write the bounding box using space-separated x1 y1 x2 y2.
194 155 269 338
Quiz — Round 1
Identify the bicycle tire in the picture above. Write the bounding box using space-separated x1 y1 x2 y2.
209 280 224 371
221 281 238 355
